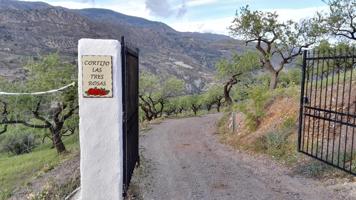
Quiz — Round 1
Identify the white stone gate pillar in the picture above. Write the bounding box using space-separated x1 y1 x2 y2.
78 39 123 200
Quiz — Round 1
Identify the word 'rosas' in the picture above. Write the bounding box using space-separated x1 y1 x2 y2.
84 61 110 66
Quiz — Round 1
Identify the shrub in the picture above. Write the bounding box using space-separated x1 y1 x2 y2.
282 116 297 130
0 132 37 155
238 85 271 131
0 189 11 200
265 131 289 153
278 68 301 88
261 116 297 158
251 115 300 164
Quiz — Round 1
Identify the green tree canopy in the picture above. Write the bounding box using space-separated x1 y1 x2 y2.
139 73 185 121
0 54 78 154
322 0 356 41
216 51 260 105
229 5 324 89
202 85 224 112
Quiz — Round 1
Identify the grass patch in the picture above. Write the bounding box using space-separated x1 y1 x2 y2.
251 115 299 164
237 85 272 131
252 130 298 165
0 133 79 199
293 159 336 178
27 175 80 200
217 112 231 134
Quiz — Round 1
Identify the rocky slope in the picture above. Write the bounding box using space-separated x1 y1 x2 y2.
0 0 252 92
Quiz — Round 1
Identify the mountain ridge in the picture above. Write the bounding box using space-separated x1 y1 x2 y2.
0 0 251 92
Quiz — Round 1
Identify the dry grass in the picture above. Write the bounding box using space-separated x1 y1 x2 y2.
218 83 356 178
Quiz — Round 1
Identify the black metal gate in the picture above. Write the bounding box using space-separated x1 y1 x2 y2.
121 37 139 196
298 48 356 175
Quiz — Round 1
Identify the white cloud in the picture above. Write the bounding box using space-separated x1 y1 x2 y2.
169 16 234 35
263 6 328 22
186 0 218 7
21 1 329 36
169 6 329 35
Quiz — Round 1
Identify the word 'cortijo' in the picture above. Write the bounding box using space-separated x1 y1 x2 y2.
84 61 110 66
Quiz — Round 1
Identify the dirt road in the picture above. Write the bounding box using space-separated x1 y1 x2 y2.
130 114 350 200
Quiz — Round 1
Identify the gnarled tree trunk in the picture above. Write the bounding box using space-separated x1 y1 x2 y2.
53 130 66 153
269 71 279 90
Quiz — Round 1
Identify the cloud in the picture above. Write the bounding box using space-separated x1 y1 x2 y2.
145 0 173 18
263 6 328 22
145 0 188 18
169 16 235 35
177 1 187 17
186 0 217 7
22 0 329 36
168 6 329 36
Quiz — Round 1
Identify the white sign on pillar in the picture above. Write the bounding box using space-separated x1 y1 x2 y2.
78 39 123 200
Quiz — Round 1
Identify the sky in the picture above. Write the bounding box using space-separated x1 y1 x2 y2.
23 0 328 35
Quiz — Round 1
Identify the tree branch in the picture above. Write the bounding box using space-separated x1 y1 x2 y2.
63 105 79 121
0 100 51 129
42 133 53 144
32 99 52 127
1 119 51 128
61 128 76 137
0 125 7 135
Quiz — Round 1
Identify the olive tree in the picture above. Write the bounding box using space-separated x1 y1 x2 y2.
216 51 260 105
139 73 185 121
0 54 78 154
322 0 356 41
187 95 203 116
229 6 324 89
203 85 224 112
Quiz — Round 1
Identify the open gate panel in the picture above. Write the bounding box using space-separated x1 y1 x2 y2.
298 49 356 175
121 37 139 196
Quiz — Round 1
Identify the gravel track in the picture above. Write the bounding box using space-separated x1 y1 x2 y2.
131 114 350 200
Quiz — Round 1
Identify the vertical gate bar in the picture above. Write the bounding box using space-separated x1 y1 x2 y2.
311 49 320 156
298 50 308 151
348 47 355 172
121 36 128 195
307 50 315 154
302 51 311 151
320 50 328 160
318 50 326 159
344 48 352 168
332 48 341 165
350 91 356 172
337 50 346 166
324 53 331 161
340 48 349 168
136 48 140 166
315 50 322 157
326 49 335 162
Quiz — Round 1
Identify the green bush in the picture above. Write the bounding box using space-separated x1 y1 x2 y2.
278 68 301 88
265 131 289 154
253 116 299 163
0 132 37 155
0 189 12 200
238 85 271 131
282 116 297 130
257 68 301 89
